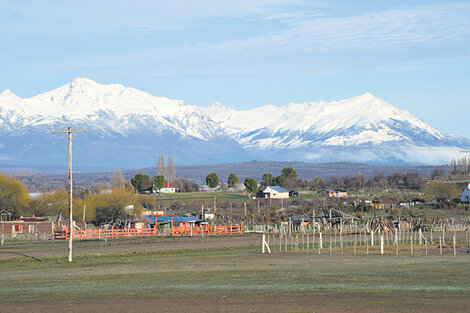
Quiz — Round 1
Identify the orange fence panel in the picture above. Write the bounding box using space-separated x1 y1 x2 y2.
54 225 243 240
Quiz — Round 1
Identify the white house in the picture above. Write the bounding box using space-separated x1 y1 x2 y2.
159 183 176 194
461 183 470 203
263 186 289 199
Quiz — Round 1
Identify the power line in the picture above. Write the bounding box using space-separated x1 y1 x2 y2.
51 127 87 262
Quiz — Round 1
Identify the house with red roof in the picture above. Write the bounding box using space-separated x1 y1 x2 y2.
159 183 176 193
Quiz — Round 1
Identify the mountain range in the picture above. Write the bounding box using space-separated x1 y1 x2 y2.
0 78 467 168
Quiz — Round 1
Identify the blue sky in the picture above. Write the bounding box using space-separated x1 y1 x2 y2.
1 0 469 137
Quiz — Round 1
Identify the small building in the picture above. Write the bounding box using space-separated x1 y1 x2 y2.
461 183 470 203
142 209 164 216
0 216 86 240
159 183 176 194
203 212 215 220
263 186 289 199
145 215 204 228
328 189 347 198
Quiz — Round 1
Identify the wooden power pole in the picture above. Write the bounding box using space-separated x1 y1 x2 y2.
52 127 87 262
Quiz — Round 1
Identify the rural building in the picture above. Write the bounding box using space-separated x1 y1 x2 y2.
159 183 176 193
142 209 164 216
145 215 204 228
0 216 86 240
203 211 215 220
461 183 470 203
327 189 347 197
263 186 289 199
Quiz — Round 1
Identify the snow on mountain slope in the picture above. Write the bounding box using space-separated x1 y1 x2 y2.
203 92 448 149
0 78 226 140
0 78 468 166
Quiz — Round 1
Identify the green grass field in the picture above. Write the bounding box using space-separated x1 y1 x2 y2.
1 240 470 312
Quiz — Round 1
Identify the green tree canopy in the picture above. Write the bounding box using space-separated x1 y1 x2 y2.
227 173 239 188
281 167 298 179
244 178 258 194
130 173 150 192
0 173 29 218
272 175 286 188
206 173 219 188
262 173 273 185
313 177 325 184
153 175 165 190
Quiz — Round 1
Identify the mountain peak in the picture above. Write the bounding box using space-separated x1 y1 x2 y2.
70 77 100 86
353 92 380 102
1 89 15 96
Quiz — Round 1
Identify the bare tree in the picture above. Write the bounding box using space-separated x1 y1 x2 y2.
110 170 125 191
168 156 176 183
157 153 167 179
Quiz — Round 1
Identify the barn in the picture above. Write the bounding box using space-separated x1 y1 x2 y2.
263 186 289 199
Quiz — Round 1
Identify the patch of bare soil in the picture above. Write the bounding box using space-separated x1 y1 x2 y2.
0 235 260 259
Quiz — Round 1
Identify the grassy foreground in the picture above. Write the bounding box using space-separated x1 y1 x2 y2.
1 246 470 312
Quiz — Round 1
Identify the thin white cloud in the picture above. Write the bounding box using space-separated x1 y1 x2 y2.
0 0 311 33
41 2 470 80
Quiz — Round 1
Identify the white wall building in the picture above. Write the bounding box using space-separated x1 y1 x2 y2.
461 183 470 203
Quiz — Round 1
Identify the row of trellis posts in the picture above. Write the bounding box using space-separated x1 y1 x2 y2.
257 221 470 256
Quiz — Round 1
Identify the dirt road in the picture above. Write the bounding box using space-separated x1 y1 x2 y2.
0 234 261 260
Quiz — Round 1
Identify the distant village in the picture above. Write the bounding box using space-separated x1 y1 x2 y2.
1 155 470 240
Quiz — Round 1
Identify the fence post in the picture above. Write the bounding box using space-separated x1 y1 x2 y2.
395 231 399 255
380 234 384 255
410 236 413 255
440 237 443 255
262 234 266 254
419 228 422 245
453 232 456 256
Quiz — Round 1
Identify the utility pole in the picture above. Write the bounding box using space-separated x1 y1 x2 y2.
52 127 87 262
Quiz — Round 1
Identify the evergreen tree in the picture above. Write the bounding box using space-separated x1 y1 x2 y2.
153 175 165 190
227 173 239 188
206 173 219 188
244 178 258 194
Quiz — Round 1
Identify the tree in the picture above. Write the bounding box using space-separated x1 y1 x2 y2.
157 153 167 178
431 168 445 180
110 170 125 190
130 173 150 192
424 181 460 201
0 173 29 218
403 173 423 190
281 167 298 179
244 178 258 194
153 175 165 190
272 175 286 188
262 173 273 185
90 191 141 225
206 173 219 188
227 173 239 188
168 156 176 182
27 189 67 218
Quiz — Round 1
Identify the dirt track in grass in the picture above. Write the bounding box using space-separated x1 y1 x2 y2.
0 234 260 260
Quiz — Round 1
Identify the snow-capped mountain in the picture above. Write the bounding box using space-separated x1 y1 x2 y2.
0 78 467 167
